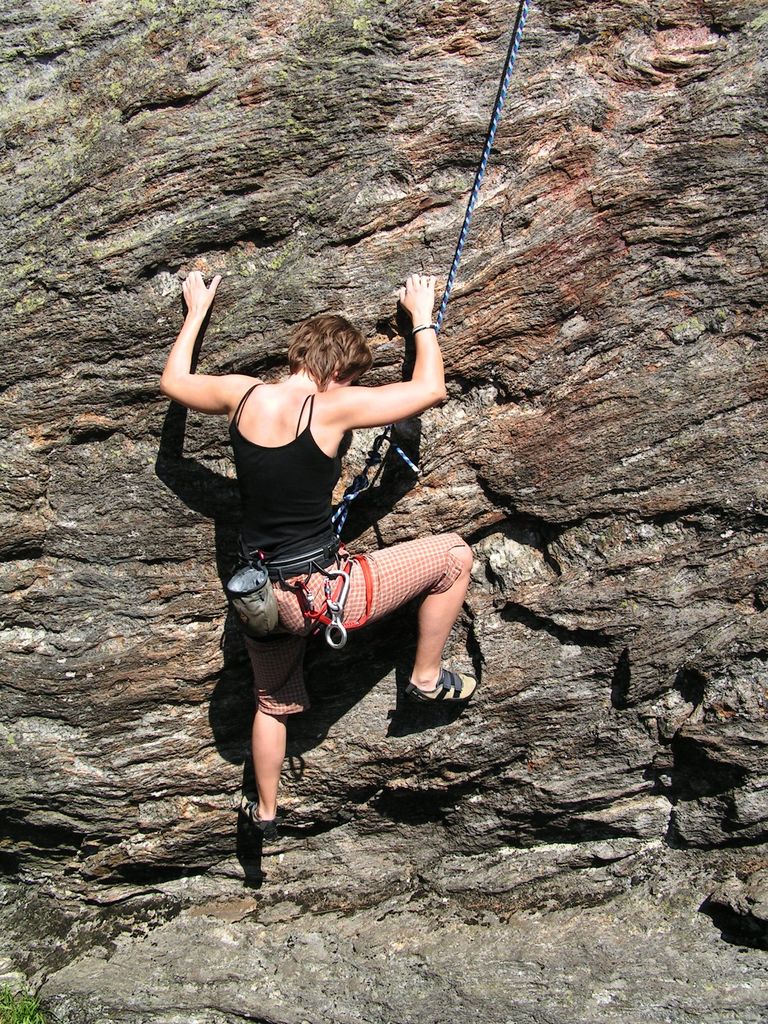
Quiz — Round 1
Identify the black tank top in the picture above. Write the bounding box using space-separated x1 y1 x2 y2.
229 385 341 557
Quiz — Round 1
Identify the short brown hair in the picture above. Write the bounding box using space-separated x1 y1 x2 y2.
287 314 372 391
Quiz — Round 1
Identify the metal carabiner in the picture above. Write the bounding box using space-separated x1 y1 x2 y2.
322 568 351 650
322 567 351 613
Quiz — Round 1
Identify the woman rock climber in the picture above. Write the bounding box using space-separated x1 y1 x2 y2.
160 270 476 838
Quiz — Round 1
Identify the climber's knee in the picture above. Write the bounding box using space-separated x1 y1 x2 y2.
448 539 473 575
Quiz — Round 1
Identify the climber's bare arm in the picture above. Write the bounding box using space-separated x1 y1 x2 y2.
331 373 445 430
160 272 257 414
331 274 446 429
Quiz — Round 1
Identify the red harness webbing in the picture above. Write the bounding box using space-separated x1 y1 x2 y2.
295 553 374 634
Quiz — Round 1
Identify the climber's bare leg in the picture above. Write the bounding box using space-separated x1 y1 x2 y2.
410 543 473 689
251 709 286 819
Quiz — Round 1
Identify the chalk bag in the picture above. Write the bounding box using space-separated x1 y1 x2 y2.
226 559 279 639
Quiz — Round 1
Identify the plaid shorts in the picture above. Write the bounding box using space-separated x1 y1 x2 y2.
244 532 469 716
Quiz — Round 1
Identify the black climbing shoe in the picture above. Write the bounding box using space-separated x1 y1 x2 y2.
239 797 280 842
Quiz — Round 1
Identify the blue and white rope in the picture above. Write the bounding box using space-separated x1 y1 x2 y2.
435 0 531 332
333 0 532 536
331 425 420 535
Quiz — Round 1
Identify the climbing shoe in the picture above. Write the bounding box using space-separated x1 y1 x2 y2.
405 667 477 703
239 796 280 842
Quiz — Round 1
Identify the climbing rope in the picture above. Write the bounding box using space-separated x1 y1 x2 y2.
331 425 419 536
435 0 531 331
332 0 532 535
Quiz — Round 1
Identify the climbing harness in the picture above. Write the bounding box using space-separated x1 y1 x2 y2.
331 0 532 534
230 534 374 650
287 551 375 650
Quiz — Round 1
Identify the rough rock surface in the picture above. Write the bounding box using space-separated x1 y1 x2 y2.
708 862 768 950
1 0 767 1020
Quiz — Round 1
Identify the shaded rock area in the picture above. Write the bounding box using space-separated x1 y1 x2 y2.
1 0 767 1020
707 862 768 951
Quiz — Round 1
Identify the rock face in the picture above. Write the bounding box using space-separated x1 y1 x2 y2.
1 0 767 1020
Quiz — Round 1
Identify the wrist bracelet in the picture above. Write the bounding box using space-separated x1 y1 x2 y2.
411 323 437 336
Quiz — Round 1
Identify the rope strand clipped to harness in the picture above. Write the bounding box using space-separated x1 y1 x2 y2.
331 425 419 537
331 0 532 537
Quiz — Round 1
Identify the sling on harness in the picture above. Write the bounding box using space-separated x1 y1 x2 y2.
331 0 532 538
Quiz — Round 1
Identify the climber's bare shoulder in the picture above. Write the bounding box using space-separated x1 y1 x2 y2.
159 372 261 416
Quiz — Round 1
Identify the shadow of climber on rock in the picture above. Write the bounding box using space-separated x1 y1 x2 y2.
154 396 256 759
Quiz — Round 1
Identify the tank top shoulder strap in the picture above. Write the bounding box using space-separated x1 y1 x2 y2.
295 393 315 438
233 384 259 428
